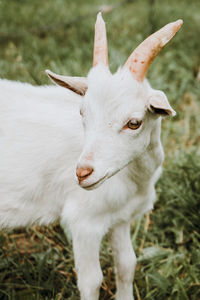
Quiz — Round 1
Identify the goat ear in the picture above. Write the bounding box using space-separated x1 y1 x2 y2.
148 90 176 117
45 70 88 96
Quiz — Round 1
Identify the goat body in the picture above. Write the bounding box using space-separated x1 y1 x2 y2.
0 71 162 300
0 14 182 300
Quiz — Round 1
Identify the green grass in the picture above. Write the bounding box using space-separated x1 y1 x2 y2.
0 0 200 299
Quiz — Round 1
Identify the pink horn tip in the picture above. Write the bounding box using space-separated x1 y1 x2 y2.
93 12 109 67
124 19 183 82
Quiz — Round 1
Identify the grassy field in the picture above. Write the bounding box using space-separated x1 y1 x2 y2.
0 0 200 299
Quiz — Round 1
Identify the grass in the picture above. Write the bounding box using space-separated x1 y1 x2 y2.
0 0 200 299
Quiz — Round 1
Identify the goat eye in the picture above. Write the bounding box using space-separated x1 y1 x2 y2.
126 119 142 130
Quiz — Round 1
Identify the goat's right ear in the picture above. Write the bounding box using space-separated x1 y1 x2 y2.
45 70 88 96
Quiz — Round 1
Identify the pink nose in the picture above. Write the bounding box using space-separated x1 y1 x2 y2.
76 166 94 182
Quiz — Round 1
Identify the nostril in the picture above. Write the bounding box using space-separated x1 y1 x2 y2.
76 167 94 182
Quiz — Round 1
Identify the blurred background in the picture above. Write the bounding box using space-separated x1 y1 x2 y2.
0 0 199 299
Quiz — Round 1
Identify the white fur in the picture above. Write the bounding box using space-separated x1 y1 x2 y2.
0 64 172 300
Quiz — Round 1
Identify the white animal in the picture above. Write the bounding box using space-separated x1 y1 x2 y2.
0 13 182 300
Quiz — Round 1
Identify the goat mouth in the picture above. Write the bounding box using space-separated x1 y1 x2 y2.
81 174 108 190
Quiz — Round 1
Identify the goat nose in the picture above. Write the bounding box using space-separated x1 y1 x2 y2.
76 166 94 182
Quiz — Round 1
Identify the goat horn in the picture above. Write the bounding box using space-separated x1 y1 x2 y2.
93 12 109 67
124 19 183 81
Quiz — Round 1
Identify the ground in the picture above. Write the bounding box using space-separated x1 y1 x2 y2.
0 0 199 299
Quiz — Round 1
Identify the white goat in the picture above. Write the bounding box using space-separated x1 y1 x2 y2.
0 13 182 300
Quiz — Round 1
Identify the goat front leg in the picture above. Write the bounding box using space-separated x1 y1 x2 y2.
72 228 103 300
110 222 136 300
